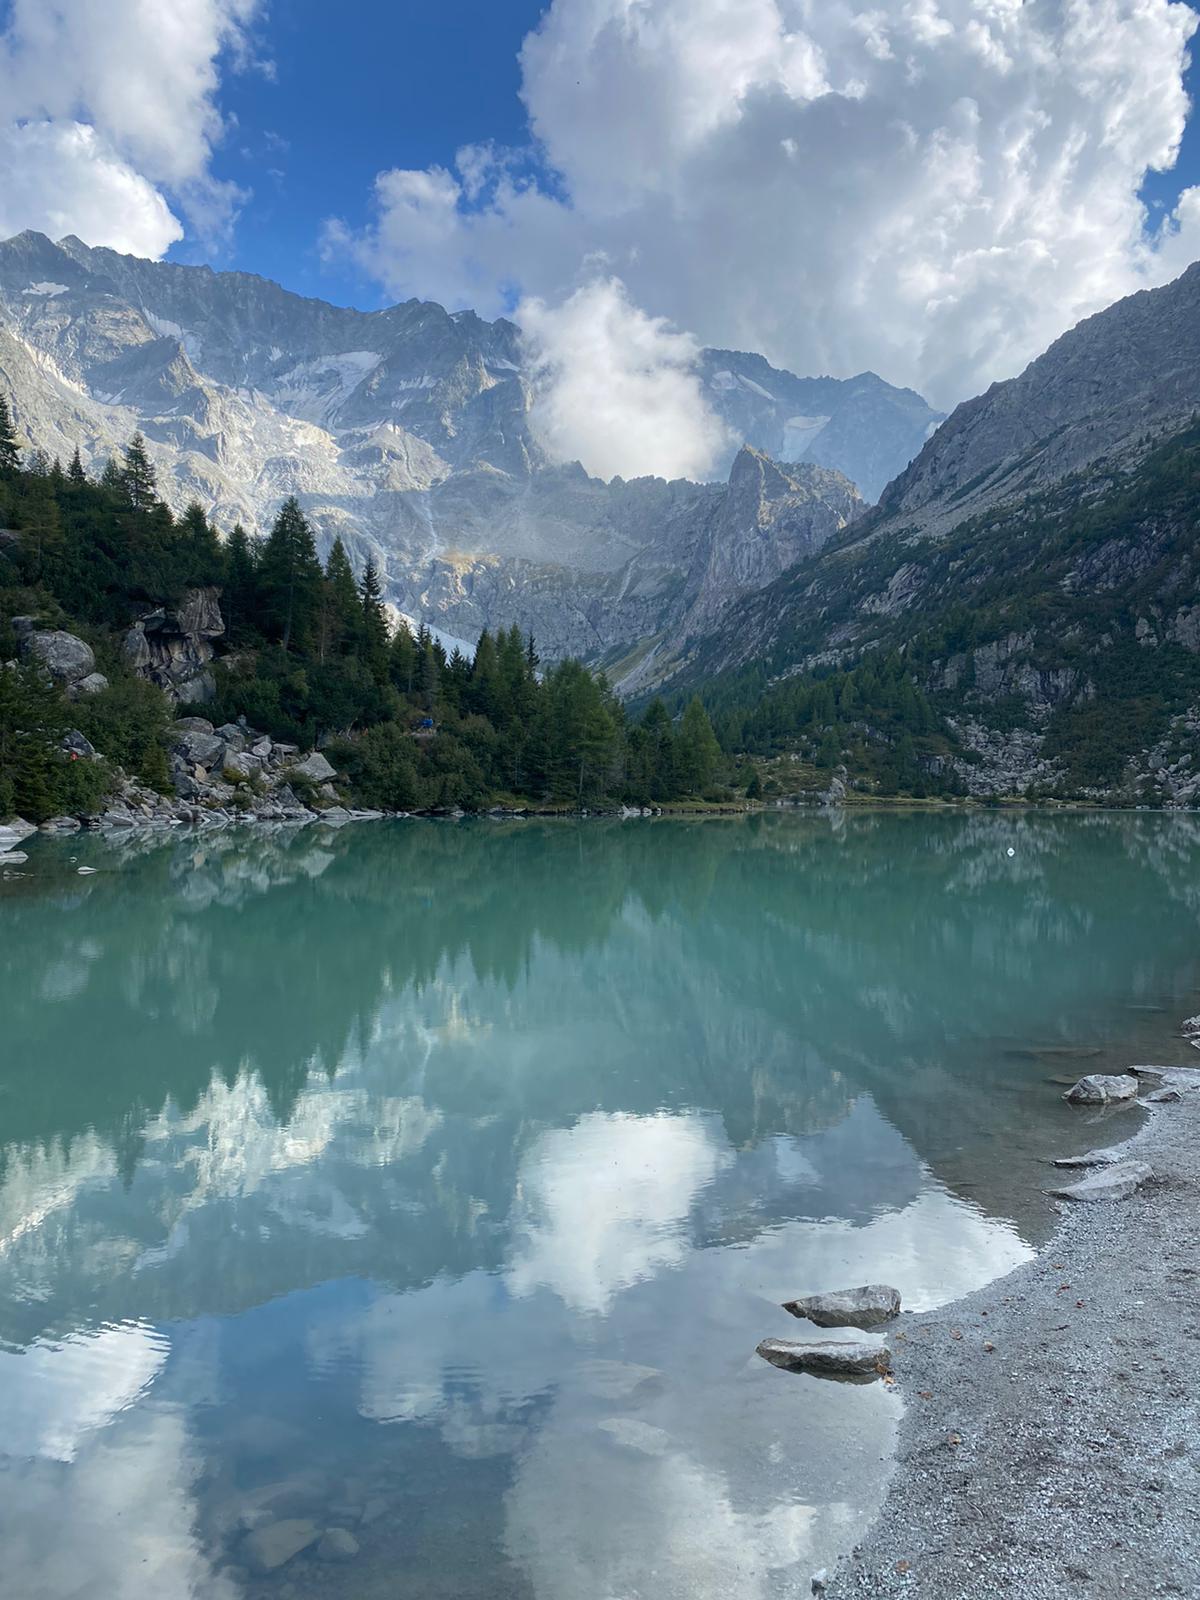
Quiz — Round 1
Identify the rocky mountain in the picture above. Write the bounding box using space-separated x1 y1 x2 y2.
0 230 933 660
657 260 1200 802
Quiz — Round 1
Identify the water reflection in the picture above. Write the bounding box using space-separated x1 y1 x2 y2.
1 813 1199 1598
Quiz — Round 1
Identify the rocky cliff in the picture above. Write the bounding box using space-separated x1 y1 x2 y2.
0 230 931 663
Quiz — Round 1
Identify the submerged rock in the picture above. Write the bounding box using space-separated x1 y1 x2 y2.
1049 1161 1153 1202
316 1529 360 1563
782 1284 901 1329
239 1518 320 1574
756 1337 891 1376
1063 1074 1139 1105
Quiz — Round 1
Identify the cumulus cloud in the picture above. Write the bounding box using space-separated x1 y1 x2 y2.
0 0 261 256
519 277 732 479
330 0 1200 440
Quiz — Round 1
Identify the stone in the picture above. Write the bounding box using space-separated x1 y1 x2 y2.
223 751 263 782
250 737 273 760
171 729 226 773
61 730 96 760
172 717 215 734
1063 1074 1139 1105
67 671 109 699
19 627 95 685
812 1571 830 1594
239 1519 320 1574
1181 1015 1200 1037
290 751 337 783
1052 1146 1126 1169
316 1529 360 1563
0 817 37 846
782 1284 901 1329
39 815 81 833
756 1337 891 1377
215 723 247 752
0 850 28 865
1147 1087 1183 1103
1049 1161 1153 1202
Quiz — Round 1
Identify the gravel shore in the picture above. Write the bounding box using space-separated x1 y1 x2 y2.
827 1074 1200 1600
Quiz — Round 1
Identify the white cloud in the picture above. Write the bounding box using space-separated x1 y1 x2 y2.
0 0 261 255
519 277 733 480
331 0 1200 431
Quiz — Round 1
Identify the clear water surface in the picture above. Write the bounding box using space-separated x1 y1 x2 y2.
2 811 1198 1600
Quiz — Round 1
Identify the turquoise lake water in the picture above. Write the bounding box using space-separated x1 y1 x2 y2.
1 811 1198 1600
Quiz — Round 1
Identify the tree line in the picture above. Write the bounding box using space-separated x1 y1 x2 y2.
0 413 726 818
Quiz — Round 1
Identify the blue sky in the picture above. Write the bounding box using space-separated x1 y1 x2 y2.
193 0 549 306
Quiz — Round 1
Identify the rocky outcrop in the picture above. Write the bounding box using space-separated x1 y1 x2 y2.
122 587 223 702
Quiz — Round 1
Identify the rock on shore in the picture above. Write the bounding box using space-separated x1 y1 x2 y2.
783 1285 901 1329
1062 1073 1139 1104
756 1338 891 1377
1048 1160 1153 1202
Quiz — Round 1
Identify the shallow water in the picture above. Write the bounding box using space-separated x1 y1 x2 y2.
1 810 1198 1600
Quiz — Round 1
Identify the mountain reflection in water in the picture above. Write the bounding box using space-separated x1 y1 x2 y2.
1 812 1198 1600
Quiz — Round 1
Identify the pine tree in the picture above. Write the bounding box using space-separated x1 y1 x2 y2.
121 433 158 510
99 456 125 496
0 394 19 474
320 537 361 660
360 556 390 678
67 447 86 486
675 697 723 794
223 523 258 644
179 501 223 586
257 496 322 651
389 619 417 699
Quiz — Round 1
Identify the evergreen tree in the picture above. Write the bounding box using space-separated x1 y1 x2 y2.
319 537 361 660
178 501 223 586
0 394 19 475
99 456 126 496
389 619 417 698
257 496 323 652
223 523 259 645
675 697 723 794
121 433 158 510
67 447 86 486
360 556 390 678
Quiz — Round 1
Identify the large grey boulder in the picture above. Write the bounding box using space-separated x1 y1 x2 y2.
61 730 96 759
756 1338 890 1377
239 1518 320 1574
171 729 226 772
68 671 109 699
782 1285 901 1329
291 751 337 783
0 817 37 847
18 626 95 685
1049 1161 1153 1202
223 751 263 782
1063 1073 1139 1105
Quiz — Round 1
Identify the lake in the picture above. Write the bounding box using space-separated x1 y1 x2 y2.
2 811 1198 1600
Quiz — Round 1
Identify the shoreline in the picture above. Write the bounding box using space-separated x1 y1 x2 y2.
826 1052 1200 1599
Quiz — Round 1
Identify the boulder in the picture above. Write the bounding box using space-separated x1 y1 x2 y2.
0 850 28 865
223 751 263 782
239 1518 320 1574
316 1529 360 1563
0 817 37 846
61 730 96 759
18 627 95 685
756 1338 890 1377
39 815 81 833
124 587 224 702
1147 1087 1183 1104
290 751 337 783
782 1285 901 1329
1049 1161 1153 1202
215 723 247 752
171 729 226 772
250 736 273 760
1063 1074 1139 1105
172 717 215 734
68 671 109 699
1181 1015 1200 1037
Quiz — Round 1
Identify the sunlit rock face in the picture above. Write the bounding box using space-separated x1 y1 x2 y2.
0 231 938 664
